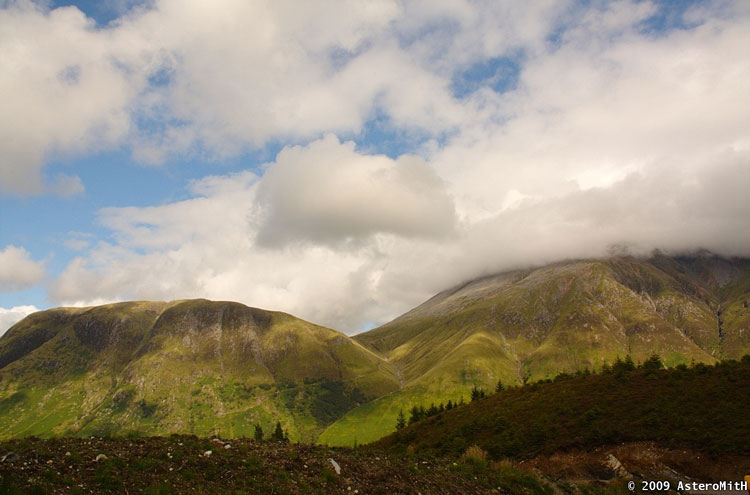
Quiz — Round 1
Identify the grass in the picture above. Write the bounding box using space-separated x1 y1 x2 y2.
318 382 476 446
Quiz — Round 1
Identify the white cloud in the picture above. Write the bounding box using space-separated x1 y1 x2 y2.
0 305 39 337
97 171 259 251
0 1 145 194
0 0 561 193
256 134 456 246
431 1 750 220
64 232 95 251
449 149 750 280
0 245 45 292
126 0 409 159
48 173 85 197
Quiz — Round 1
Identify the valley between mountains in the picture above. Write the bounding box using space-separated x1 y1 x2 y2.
1 253 749 446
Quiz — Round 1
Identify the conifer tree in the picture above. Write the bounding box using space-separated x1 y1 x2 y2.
254 423 264 441
471 385 480 402
471 385 486 401
272 421 285 441
495 380 504 392
396 409 406 430
642 353 663 371
408 405 421 425
445 400 453 410
624 355 636 370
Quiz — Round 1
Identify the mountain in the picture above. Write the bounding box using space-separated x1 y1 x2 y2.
2 253 750 446
319 253 750 445
0 299 400 442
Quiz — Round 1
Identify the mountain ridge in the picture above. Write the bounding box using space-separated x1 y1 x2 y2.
2 253 750 446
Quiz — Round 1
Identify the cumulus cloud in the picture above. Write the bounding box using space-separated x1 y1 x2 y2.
431 1 750 218
0 246 45 292
0 0 557 193
0 305 39 336
0 1 144 194
127 1 386 158
126 0 473 159
256 135 456 246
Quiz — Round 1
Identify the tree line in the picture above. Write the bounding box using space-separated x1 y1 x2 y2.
395 381 503 430
395 353 668 431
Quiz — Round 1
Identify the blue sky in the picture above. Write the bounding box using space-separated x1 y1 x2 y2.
1 0 749 334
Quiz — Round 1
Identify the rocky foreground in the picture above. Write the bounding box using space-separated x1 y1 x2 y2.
2 436 748 495
0 436 533 494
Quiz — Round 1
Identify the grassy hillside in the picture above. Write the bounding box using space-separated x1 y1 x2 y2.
322 254 750 446
0 300 400 442
372 356 750 459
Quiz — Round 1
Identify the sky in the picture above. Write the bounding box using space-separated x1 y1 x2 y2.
1 0 749 335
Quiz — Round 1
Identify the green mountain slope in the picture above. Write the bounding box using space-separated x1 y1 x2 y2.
372 357 750 458
0 299 400 442
320 254 750 446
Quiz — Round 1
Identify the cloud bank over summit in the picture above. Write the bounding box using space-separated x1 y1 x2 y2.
2 0 749 333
